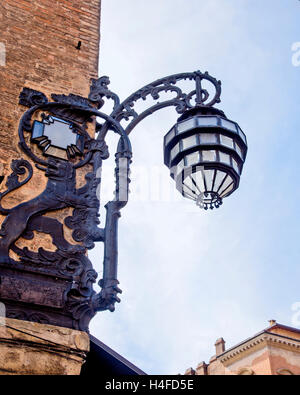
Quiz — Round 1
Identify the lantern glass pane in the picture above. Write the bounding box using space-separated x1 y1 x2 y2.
32 121 44 140
235 143 243 159
186 151 199 166
182 184 197 199
184 176 197 193
176 159 184 173
213 170 227 192
232 159 239 174
165 128 175 145
237 126 247 144
191 170 205 192
182 135 197 150
220 182 234 197
204 169 215 191
221 118 237 132
219 151 231 165
200 133 216 144
197 116 218 126
219 175 233 194
220 135 234 149
170 143 180 161
177 118 195 134
202 150 216 162
241 132 247 145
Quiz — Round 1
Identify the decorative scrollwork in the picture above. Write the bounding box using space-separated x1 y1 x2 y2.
0 159 33 215
50 93 94 125
84 138 109 159
51 93 92 109
96 70 222 138
19 87 48 107
89 76 120 111
65 171 103 250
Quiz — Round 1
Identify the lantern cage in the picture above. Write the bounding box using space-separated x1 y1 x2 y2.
164 107 247 210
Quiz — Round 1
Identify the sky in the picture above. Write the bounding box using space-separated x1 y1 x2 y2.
89 0 300 375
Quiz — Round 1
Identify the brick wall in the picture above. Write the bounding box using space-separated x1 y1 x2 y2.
0 0 101 254
0 0 100 156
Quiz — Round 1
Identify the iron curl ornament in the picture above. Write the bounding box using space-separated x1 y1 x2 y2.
93 70 222 137
0 70 247 331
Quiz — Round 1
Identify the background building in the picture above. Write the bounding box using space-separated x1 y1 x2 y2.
184 321 300 375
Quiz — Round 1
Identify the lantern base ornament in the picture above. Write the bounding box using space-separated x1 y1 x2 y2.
196 192 223 210
0 71 247 332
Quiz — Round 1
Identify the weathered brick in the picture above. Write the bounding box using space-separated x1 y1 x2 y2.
0 0 101 252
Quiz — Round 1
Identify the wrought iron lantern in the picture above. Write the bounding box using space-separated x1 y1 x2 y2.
164 106 247 209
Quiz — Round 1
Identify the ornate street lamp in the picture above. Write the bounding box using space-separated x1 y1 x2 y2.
0 71 247 331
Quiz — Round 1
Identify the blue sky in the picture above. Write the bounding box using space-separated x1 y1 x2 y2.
89 0 300 374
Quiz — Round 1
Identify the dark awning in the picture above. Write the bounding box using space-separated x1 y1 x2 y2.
81 335 146 376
